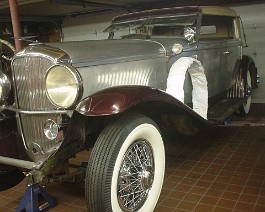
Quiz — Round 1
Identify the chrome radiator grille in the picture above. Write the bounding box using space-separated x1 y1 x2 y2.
20 114 61 156
12 57 55 110
12 56 61 160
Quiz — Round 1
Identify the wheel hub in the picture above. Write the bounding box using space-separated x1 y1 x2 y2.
139 166 154 190
245 84 252 99
247 86 252 98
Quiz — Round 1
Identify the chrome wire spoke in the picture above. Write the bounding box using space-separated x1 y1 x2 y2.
135 145 148 168
121 188 146 208
123 189 148 208
120 185 144 199
140 143 152 166
124 151 141 172
119 178 140 193
121 189 146 198
140 145 151 167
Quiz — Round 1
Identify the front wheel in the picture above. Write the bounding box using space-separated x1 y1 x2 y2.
86 114 165 212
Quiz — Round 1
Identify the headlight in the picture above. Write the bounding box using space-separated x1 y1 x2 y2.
0 69 11 103
172 43 183 55
45 64 82 108
44 119 59 140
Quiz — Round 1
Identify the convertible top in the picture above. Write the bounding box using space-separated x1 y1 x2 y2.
112 6 238 23
201 6 237 17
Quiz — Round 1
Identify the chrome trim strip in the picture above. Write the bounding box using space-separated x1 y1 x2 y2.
2 106 71 115
0 156 38 170
13 44 70 64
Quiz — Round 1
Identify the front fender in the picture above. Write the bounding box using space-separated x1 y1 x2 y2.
76 86 208 126
77 86 178 114
39 86 209 180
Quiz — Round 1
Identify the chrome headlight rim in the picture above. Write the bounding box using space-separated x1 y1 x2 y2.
45 63 83 109
0 69 11 103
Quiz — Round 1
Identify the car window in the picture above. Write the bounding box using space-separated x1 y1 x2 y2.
105 14 198 39
200 15 235 40
149 15 197 37
200 25 217 35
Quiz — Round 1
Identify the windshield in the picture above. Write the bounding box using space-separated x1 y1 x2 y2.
105 14 198 39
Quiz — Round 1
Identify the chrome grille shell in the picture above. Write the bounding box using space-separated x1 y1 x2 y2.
19 114 62 157
11 45 70 162
13 57 55 110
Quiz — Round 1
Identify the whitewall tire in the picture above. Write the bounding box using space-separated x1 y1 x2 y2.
86 114 165 212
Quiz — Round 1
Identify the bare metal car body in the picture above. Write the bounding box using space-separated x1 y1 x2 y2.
0 6 258 211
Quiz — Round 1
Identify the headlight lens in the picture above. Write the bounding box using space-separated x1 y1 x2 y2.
172 43 183 55
45 64 82 108
0 69 11 103
44 119 59 140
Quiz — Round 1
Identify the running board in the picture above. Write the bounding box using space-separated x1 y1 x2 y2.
207 98 243 123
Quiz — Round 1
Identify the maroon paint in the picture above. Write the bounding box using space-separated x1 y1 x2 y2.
76 86 206 122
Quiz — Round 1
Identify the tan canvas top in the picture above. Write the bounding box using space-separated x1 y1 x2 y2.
112 6 238 24
200 6 238 17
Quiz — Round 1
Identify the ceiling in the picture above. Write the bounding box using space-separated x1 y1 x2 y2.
1 0 265 18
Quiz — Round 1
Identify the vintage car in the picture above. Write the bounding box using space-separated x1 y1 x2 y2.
0 6 258 211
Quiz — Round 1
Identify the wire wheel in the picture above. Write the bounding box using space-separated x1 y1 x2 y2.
86 113 165 212
118 140 154 211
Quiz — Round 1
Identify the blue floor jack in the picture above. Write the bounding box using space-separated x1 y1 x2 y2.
16 173 57 212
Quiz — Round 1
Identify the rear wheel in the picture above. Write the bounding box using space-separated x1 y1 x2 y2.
86 114 165 212
240 69 252 116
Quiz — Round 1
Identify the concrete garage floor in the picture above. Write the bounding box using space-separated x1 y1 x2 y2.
0 104 265 211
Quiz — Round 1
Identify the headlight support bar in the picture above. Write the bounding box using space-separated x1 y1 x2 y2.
2 105 73 115
0 156 39 170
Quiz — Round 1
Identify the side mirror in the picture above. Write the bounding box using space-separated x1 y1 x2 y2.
184 26 196 43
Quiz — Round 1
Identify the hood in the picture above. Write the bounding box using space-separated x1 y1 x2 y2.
48 39 167 67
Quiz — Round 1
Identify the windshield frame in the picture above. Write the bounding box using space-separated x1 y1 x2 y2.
104 13 200 39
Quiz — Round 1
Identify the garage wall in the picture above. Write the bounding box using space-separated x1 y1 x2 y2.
62 4 265 103
62 12 120 41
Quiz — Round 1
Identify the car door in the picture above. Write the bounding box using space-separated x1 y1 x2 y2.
221 17 242 90
195 40 223 98
197 15 240 98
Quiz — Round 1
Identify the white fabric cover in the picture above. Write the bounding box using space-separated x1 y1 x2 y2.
166 57 208 119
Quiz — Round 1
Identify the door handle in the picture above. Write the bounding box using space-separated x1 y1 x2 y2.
223 51 232 55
